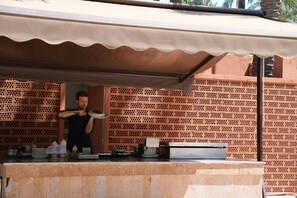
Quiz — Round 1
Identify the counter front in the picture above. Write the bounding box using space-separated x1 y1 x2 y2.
0 157 264 198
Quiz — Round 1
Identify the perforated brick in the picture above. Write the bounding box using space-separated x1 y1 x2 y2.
106 79 297 194
0 80 60 151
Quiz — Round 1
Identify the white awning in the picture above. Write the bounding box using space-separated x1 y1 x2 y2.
1 0 297 91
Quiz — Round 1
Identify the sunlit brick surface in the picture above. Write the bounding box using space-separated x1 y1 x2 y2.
107 76 297 194
0 79 60 153
1 76 296 194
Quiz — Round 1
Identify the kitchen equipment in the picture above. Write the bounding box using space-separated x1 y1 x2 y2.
112 149 125 154
141 137 159 158
69 153 99 159
97 153 112 158
19 145 37 156
111 149 131 157
32 148 47 159
158 142 169 157
82 147 91 154
20 145 35 153
6 149 17 157
168 142 227 159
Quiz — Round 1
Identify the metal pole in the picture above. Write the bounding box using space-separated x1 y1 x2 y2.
256 57 266 198
257 57 264 162
101 86 106 152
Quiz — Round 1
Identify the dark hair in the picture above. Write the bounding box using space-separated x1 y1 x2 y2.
76 91 88 100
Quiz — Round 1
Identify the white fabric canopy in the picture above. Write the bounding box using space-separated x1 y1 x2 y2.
1 0 297 58
1 0 297 91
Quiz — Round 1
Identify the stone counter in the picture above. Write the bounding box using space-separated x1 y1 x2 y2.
0 159 264 198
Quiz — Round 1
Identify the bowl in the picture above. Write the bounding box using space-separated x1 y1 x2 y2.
46 144 67 154
32 148 47 158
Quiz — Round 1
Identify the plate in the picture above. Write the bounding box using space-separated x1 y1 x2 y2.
32 154 47 159
88 111 108 119
112 149 125 153
93 115 108 119
20 152 32 156
97 153 112 156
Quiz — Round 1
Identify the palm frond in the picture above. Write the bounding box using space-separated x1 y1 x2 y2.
247 1 260 10
222 0 234 8
247 0 256 4
204 0 217 7
182 0 216 6
280 0 297 22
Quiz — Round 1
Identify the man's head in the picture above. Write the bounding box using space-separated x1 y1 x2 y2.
76 91 88 110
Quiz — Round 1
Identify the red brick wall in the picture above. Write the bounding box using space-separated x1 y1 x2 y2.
0 79 60 155
1 76 296 194
106 74 297 194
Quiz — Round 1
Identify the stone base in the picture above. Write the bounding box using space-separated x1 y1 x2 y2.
1 160 264 198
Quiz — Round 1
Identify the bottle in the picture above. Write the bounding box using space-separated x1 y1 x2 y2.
60 139 66 147
72 145 78 153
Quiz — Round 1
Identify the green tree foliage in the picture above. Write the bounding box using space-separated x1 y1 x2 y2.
279 0 297 22
181 0 217 6
222 0 257 9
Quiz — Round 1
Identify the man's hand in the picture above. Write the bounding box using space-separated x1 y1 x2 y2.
73 110 87 116
58 110 87 118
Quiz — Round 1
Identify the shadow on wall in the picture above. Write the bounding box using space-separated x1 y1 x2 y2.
0 79 61 157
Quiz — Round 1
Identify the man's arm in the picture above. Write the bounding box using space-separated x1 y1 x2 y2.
58 110 84 118
85 117 95 134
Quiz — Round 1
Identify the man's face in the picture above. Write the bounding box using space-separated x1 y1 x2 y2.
77 96 88 110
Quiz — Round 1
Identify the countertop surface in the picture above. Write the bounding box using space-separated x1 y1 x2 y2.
1 155 264 164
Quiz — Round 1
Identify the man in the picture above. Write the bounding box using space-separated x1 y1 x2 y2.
58 91 95 153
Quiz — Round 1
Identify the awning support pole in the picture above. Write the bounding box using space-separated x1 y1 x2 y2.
179 55 215 82
257 57 264 162
254 56 266 198
256 56 266 198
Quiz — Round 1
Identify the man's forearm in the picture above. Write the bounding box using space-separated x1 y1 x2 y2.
85 117 95 134
58 110 77 118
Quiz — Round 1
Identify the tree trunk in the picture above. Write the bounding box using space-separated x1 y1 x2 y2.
261 0 281 19
258 0 282 77
238 0 245 9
